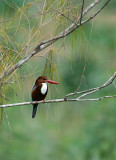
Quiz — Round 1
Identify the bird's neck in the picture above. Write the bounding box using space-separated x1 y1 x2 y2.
41 83 48 95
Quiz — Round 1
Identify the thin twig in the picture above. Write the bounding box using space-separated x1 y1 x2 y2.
4 110 12 132
0 92 9 101
52 8 74 23
80 0 85 24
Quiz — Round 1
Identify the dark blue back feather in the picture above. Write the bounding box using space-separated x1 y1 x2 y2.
31 84 35 101
32 84 35 90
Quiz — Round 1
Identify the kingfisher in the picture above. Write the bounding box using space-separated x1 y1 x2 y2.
31 76 59 118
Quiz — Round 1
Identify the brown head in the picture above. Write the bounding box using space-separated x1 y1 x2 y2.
35 76 59 85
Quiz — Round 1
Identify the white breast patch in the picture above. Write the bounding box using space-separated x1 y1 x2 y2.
41 83 47 95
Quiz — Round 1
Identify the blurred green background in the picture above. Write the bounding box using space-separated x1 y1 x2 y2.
0 0 116 160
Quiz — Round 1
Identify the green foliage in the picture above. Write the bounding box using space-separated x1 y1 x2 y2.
0 1 116 160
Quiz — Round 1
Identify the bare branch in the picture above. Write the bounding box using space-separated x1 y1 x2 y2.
65 72 116 100
82 0 101 16
0 95 115 108
81 0 111 25
0 72 115 108
80 0 85 24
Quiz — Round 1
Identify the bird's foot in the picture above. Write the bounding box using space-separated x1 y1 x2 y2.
35 101 38 104
43 100 45 103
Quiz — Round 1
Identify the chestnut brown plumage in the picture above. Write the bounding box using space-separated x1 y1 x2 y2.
31 76 59 118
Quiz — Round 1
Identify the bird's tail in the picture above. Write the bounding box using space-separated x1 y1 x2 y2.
32 104 38 118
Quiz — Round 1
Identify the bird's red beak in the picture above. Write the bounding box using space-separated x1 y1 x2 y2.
45 80 59 84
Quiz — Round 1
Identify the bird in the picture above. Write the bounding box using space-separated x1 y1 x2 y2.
31 76 59 118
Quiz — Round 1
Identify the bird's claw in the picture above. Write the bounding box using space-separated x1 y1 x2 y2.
43 100 45 103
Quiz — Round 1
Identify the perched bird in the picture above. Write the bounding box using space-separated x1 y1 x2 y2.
31 76 59 118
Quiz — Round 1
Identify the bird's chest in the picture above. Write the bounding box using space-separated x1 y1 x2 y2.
32 83 48 101
41 83 48 95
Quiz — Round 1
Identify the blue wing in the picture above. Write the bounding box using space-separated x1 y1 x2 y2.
31 84 35 101
32 84 35 90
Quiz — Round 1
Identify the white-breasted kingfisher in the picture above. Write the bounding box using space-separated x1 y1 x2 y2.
31 76 59 118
